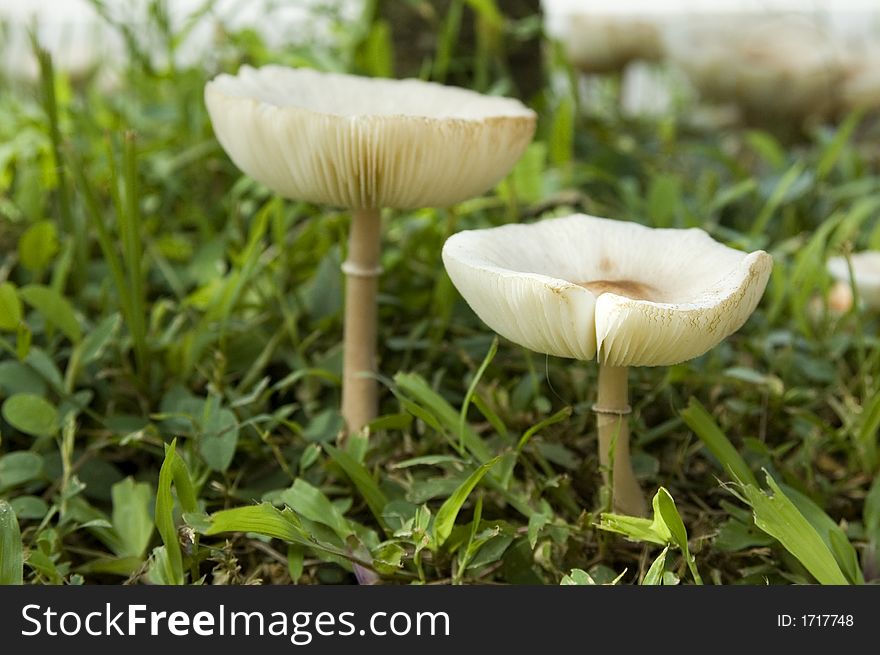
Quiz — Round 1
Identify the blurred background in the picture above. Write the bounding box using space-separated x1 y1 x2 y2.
3 0 880 126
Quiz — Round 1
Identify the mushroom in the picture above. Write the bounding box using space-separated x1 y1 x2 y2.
562 13 663 75
205 66 536 434
667 15 845 124
442 213 772 515
827 252 880 312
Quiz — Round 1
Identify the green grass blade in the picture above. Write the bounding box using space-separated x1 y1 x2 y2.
34 45 85 286
681 397 758 488
394 372 493 463
780 483 863 585
857 392 880 472
817 109 863 180
459 336 498 452
66 147 133 319
742 472 850 585
749 162 804 237
155 440 184 585
325 444 389 529
120 132 148 376
0 500 23 585
433 456 500 547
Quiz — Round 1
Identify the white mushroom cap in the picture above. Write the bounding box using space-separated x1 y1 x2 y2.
563 14 664 74
827 252 880 309
442 214 773 367
204 66 536 210
667 16 844 120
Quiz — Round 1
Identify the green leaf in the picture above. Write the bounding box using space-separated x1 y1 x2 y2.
0 361 46 397
80 313 121 364
742 473 849 585
199 396 238 472
2 393 59 437
0 500 23 584
111 477 154 558
560 568 597 585
146 546 176 585
19 284 82 342
18 220 59 272
549 95 574 167
371 541 405 575
155 440 184 585
0 282 22 331
304 246 342 321
780 483 863 585
303 409 344 443
681 397 758 487
654 488 702 584
527 509 551 550
281 479 352 540
654 489 688 554
288 544 305 583
0 451 44 491
9 495 49 520
205 503 308 545
598 513 668 546
647 174 681 228
642 546 668 585
325 444 388 529
433 456 500 547
498 141 546 206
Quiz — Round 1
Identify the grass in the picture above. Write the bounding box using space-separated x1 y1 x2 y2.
0 0 879 586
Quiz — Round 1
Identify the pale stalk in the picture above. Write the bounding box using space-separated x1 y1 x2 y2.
341 207 382 436
595 364 647 516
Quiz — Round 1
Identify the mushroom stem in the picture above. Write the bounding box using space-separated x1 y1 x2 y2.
595 364 647 516
341 207 382 436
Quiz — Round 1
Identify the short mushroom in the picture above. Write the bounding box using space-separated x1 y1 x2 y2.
442 213 772 515
827 252 880 312
205 66 536 434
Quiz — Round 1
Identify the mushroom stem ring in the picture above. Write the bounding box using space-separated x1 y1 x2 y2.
341 261 383 278
591 403 632 416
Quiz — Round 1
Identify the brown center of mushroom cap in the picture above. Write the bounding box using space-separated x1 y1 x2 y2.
576 279 660 301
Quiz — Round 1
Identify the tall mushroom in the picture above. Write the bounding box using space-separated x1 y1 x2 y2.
205 66 536 434
442 213 772 515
